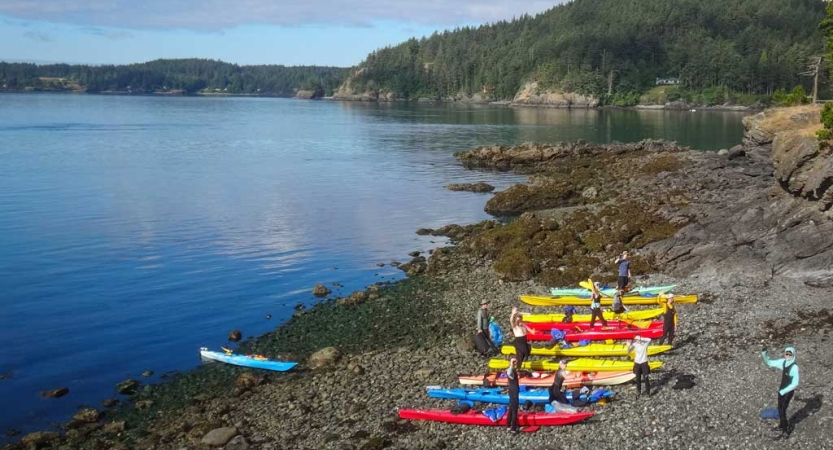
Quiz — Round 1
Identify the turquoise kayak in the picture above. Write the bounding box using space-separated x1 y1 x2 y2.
199 348 297 372
426 386 614 405
549 284 677 297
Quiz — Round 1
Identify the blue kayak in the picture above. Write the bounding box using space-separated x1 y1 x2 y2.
426 386 614 405
199 348 297 372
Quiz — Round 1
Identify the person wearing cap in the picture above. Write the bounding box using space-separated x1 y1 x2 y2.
488 316 504 347
615 251 631 290
475 300 497 356
589 281 608 328
548 359 570 405
510 306 531 364
761 346 800 438
628 334 652 396
658 293 677 346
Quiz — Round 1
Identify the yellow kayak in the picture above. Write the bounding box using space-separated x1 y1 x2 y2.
522 294 697 307
490 358 663 372
522 307 664 323
502 343 672 357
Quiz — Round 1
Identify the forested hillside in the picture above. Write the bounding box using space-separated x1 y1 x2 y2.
343 0 826 104
0 59 347 96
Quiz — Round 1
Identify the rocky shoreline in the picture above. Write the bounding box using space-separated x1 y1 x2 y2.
6 105 833 450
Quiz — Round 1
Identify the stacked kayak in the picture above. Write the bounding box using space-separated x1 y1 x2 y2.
549 284 676 297
501 342 672 357
399 409 594 426
427 386 614 405
458 370 635 388
523 293 697 307
522 307 664 323
526 319 659 331
199 348 297 372
527 325 664 342
489 358 663 372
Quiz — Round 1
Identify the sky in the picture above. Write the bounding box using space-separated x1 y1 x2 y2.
0 1 566 67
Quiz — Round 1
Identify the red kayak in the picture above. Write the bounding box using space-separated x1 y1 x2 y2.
399 409 594 426
526 320 663 332
528 327 664 342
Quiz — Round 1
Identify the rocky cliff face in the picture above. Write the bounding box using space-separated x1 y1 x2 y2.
648 105 833 287
511 81 599 108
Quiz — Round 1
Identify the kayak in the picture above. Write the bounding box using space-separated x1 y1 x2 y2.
399 408 594 426
458 370 635 387
523 294 697 307
199 348 297 372
522 308 664 324
489 358 663 372
549 285 677 297
426 386 614 405
525 320 662 332
527 326 665 342
502 343 671 357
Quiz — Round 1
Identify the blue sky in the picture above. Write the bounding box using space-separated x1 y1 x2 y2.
0 1 564 67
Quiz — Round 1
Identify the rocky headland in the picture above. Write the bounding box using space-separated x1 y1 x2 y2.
6 105 833 450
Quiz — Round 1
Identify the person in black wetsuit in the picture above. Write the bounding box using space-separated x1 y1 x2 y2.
507 357 520 433
510 307 531 365
589 282 608 328
658 294 677 346
548 360 570 405
761 346 800 438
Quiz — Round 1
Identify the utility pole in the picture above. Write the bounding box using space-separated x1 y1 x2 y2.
799 56 823 104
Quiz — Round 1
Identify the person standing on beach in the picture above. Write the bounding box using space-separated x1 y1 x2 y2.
475 300 497 356
506 356 520 433
761 346 800 438
658 294 677 346
548 359 570 405
510 307 531 364
628 334 652 397
589 281 608 328
615 251 631 290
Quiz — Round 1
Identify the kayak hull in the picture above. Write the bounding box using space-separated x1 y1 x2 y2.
525 320 662 332
489 358 663 372
199 349 297 372
523 308 664 324
398 409 594 426
426 387 614 405
523 294 697 307
458 371 635 388
502 343 672 357
527 326 665 342
549 285 677 297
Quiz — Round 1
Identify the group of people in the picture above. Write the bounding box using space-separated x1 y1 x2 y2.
474 249 801 437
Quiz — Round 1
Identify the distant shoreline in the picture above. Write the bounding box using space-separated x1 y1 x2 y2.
0 90 759 111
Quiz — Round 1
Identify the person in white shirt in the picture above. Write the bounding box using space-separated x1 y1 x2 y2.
628 334 652 397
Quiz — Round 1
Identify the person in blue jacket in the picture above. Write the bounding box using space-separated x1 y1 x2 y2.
761 346 799 438
488 316 504 347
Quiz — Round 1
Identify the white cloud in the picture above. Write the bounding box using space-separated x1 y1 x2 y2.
0 0 564 30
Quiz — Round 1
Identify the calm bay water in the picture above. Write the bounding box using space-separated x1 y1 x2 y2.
0 94 743 436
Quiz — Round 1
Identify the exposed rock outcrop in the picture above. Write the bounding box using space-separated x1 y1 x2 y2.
511 81 599 108
648 105 833 287
445 182 495 193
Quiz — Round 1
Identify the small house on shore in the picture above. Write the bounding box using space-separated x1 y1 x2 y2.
656 77 680 86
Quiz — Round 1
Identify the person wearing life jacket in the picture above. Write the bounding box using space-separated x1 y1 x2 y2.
589 282 608 328
628 334 652 397
548 359 569 405
510 307 531 364
506 357 520 434
488 316 504 347
761 346 800 438
658 293 677 346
